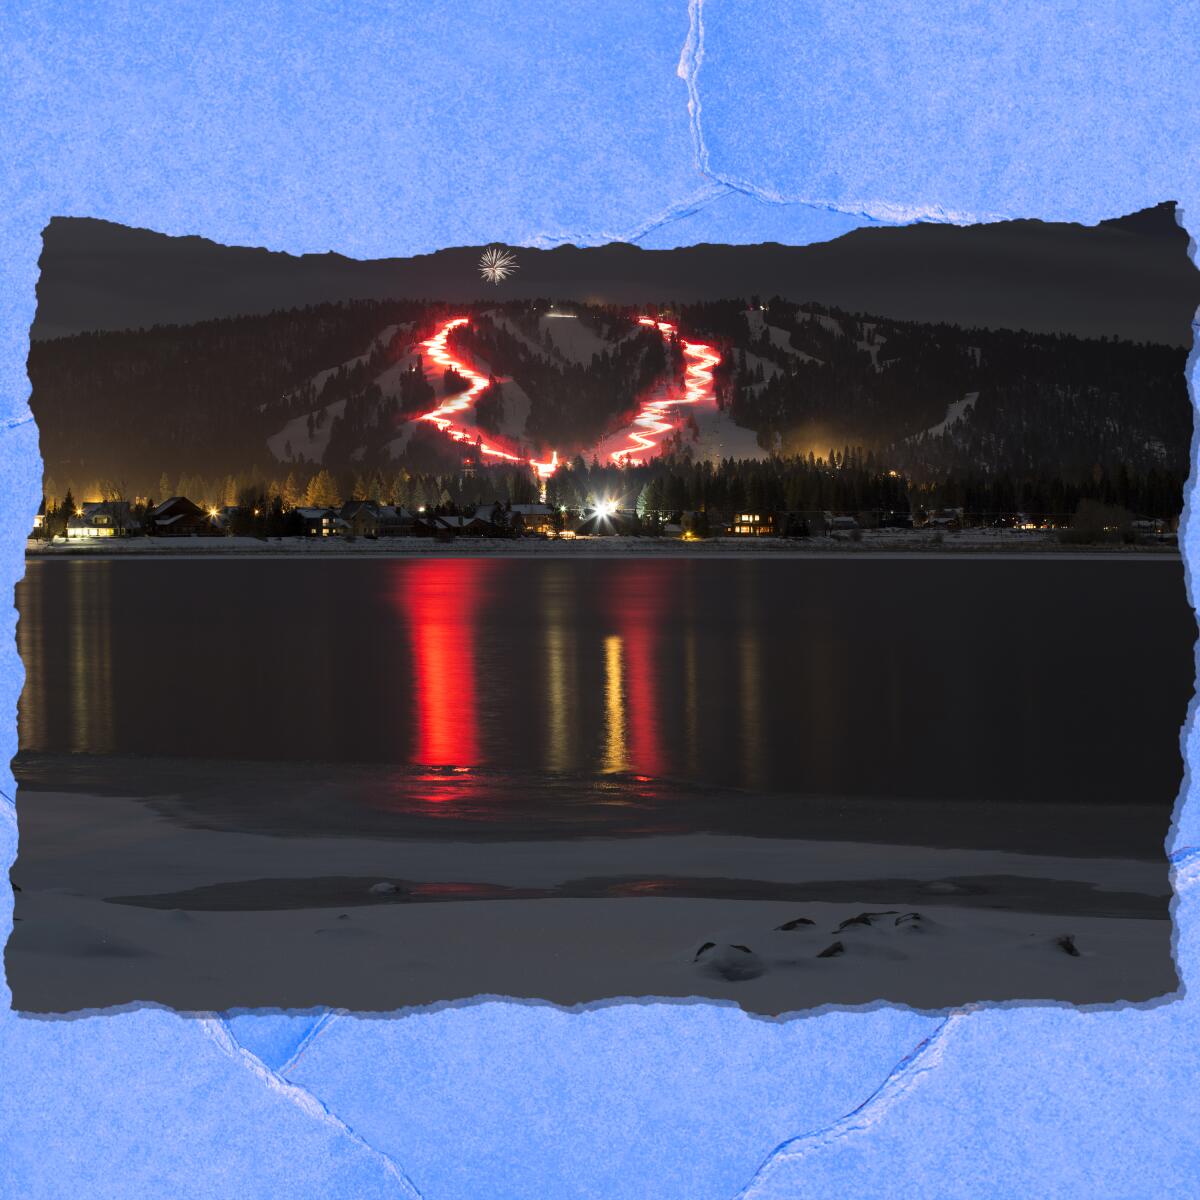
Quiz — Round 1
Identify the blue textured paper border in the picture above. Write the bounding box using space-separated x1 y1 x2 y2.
1 3 1197 1196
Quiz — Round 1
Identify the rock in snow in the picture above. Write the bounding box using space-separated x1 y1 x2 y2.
774 916 816 931
1056 934 1082 957
697 943 766 982
835 911 899 932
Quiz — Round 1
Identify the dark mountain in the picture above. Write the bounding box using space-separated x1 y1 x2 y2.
33 203 1198 346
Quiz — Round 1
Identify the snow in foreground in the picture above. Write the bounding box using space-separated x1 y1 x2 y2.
9 792 1175 1013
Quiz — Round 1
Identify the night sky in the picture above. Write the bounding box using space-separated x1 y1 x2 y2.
33 203 1198 346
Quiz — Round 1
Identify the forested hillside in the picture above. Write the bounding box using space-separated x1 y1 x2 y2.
29 295 1191 503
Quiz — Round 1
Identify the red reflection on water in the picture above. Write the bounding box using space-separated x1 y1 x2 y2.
396 559 495 771
611 563 667 778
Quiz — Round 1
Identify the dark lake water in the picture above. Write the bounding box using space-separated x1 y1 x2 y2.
14 556 1193 857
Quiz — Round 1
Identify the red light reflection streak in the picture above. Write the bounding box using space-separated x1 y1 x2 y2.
612 564 666 778
416 318 559 479
396 559 492 769
610 319 722 465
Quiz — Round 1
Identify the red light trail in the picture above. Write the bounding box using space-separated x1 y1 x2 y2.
608 319 722 465
413 315 721 476
417 318 557 479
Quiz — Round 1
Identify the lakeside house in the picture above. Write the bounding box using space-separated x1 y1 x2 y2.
34 487 1173 547
423 512 495 536
148 496 218 537
507 503 555 536
927 506 965 530
336 500 418 537
296 507 350 537
67 500 141 540
730 511 776 536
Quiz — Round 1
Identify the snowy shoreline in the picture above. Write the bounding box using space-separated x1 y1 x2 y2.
24 533 1181 560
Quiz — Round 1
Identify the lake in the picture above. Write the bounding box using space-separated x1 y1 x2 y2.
9 555 1193 1011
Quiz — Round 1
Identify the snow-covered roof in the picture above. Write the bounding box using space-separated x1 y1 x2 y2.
438 514 488 528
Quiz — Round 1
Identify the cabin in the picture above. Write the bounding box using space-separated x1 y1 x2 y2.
472 503 512 532
925 507 964 530
67 500 140 540
435 513 495 536
295 507 349 536
508 503 555 536
730 511 776 536
339 500 382 538
148 496 217 537
376 505 416 536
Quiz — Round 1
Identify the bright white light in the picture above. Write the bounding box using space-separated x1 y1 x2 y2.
596 500 616 518
479 246 518 284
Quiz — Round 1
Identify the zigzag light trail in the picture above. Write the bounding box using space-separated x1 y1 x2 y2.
609 318 722 465
414 315 721 478
417 318 558 478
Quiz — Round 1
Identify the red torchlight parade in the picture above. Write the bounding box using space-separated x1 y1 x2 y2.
415 315 721 478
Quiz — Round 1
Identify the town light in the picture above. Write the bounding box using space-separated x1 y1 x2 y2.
596 499 616 518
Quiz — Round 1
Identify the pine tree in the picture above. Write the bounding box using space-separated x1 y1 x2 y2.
305 469 342 509
282 471 302 509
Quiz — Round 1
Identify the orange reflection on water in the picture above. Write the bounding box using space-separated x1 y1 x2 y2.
541 566 578 773
395 558 494 770
602 635 628 774
65 560 114 755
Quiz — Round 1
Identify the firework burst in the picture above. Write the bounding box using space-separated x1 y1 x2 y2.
478 246 518 285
